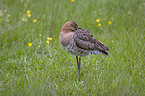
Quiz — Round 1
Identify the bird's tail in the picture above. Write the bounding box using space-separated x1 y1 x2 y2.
100 50 109 55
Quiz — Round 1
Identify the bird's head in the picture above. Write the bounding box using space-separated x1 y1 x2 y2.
61 21 78 32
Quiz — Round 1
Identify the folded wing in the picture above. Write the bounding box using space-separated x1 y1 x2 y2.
74 28 109 55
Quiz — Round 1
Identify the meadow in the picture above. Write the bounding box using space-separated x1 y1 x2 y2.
0 0 145 95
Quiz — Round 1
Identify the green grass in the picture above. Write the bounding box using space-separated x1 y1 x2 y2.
0 0 145 95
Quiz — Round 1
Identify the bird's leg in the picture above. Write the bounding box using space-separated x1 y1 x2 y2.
76 56 81 81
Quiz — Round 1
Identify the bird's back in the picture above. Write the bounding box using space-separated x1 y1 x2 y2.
73 28 109 55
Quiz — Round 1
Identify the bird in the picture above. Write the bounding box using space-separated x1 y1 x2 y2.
59 21 109 81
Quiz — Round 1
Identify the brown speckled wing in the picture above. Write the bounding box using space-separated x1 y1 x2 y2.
74 28 109 55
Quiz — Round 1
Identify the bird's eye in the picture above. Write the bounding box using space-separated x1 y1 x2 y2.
74 26 76 28
71 24 78 29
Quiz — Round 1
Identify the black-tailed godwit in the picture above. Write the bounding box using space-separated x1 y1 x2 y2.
59 21 109 81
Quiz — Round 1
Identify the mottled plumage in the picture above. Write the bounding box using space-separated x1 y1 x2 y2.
74 28 109 55
59 21 109 81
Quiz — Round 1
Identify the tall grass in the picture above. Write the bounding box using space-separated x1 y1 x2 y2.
0 0 144 95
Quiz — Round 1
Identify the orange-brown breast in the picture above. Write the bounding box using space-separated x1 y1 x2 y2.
59 31 75 47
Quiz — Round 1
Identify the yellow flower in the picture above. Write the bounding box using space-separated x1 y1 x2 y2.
24 18 27 22
108 21 111 24
47 37 52 40
0 18 1 22
28 14 31 18
40 34 42 37
46 41 49 44
0 12 3 16
98 23 101 27
33 19 37 23
38 45 40 48
54 49 56 51
22 18 27 22
96 19 100 23
28 43 32 47
70 0 75 2
27 10 31 14
22 18 25 21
